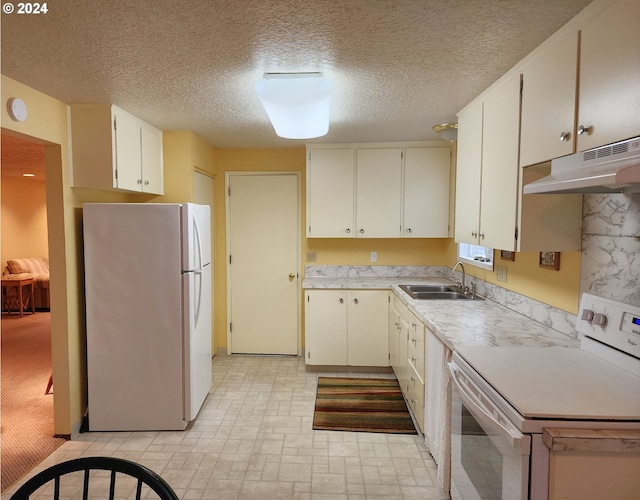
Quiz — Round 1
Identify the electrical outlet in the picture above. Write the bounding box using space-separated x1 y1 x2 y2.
496 265 507 282
307 251 317 262
370 251 378 262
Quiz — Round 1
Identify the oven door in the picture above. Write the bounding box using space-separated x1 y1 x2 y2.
449 360 532 500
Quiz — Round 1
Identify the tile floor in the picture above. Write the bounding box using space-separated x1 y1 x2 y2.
3 355 449 499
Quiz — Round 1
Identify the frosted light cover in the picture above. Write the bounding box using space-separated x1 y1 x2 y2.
255 73 331 139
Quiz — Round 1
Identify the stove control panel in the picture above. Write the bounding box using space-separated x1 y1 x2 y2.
578 293 640 361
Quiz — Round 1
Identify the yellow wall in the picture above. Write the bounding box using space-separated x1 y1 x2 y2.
485 250 581 313
1 174 49 267
308 238 451 266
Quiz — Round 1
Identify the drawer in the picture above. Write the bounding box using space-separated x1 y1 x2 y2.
405 365 425 433
407 314 425 378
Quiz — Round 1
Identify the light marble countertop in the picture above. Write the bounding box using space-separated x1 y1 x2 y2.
302 274 579 352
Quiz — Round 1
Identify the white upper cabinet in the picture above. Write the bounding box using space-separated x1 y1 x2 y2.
455 74 521 250
70 104 164 195
403 147 451 238
520 29 579 167
456 73 583 252
454 100 483 246
356 148 403 238
480 73 522 250
520 0 640 166
306 143 451 239
577 0 640 151
306 148 355 237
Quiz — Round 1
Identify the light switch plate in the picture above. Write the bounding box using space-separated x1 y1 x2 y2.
307 251 317 262
370 251 377 262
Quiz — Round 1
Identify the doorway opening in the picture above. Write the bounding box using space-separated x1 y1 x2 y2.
0 133 63 492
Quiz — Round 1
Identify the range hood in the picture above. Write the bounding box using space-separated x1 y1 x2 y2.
523 136 640 194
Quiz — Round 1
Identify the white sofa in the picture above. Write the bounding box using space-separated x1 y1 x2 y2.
6 257 50 309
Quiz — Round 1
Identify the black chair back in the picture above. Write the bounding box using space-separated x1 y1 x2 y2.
9 456 179 500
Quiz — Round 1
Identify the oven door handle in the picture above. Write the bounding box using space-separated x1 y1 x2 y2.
448 361 530 453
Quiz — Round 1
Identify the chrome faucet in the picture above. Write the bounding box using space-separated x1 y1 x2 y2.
452 261 466 293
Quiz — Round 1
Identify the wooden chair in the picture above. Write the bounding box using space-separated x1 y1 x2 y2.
9 456 179 500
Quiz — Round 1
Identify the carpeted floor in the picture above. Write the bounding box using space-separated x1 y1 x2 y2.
1 312 66 492
313 376 417 434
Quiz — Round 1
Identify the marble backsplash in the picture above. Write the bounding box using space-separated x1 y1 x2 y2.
581 193 640 307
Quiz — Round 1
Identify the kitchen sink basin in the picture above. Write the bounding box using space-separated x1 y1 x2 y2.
400 284 459 293
399 284 484 301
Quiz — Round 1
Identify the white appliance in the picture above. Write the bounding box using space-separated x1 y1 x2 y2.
523 136 640 194
448 293 640 500
83 203 212 431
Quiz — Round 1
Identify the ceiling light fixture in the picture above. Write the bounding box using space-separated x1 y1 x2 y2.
255 72 331 139
433 123 458 142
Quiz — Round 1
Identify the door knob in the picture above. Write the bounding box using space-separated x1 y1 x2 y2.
288 273 295 281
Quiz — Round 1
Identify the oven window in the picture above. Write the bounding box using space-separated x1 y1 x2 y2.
461 406 503 499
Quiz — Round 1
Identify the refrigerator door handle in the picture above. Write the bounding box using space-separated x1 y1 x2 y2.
192 213 204 327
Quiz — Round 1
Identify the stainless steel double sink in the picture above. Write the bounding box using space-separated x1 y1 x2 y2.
399 284 483 301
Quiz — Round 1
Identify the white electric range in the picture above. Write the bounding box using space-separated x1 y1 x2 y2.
448 293 640 500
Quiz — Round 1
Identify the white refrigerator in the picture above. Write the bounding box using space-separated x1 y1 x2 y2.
83 202 212 431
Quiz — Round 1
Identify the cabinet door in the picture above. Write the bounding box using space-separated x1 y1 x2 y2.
520 28 579 167
356 149 402 237
113 109 143 192
307 149 355 237
396 313 409 391
578 0 640 151
480 72 521 251
347 291 389 366
454 100 483 245
403 147 451 238
389 303 400 371
305 291 347 365
424 328 452 489
141 125 164 195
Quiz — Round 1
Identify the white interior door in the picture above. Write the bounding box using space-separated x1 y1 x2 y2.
227 173 299 355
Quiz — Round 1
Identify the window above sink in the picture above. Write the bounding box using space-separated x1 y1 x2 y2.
457 243 494 271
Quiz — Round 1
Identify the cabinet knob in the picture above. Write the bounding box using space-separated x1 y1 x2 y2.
559 131 571 142
411 357 416 364
471 231 477 237
144 180 149 186
353 298 359 305
359 228 365 234
406 228 412 233
345 228 351 233
479 233 485 240
577 124 591 136
339 298 344 304
137 179 143 185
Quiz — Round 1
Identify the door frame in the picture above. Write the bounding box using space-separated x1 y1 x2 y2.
224 171 302 356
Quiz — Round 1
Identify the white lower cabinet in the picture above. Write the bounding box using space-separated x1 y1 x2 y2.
305 289 389 367
424 328 452 491
389 295 425 433
405 313 425 432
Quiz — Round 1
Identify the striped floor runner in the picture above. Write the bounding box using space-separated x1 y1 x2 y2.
313 377 417 434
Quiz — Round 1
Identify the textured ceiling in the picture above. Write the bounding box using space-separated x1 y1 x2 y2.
1 0 592 150
1 134 45 180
